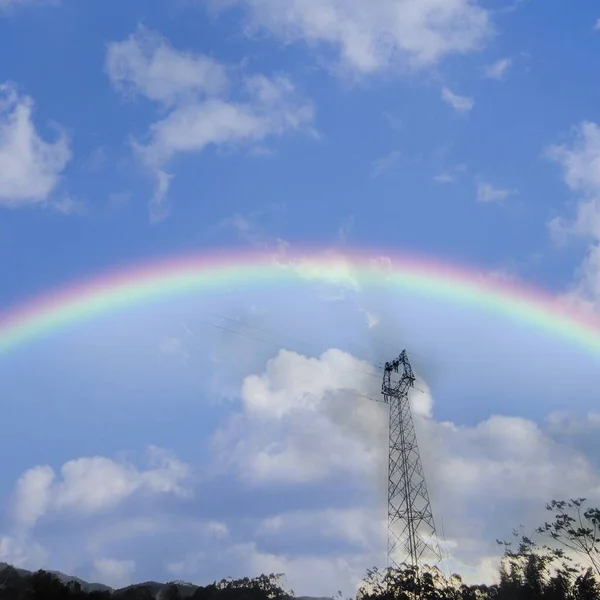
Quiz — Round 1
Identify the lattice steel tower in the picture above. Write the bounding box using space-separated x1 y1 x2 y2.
381 350 442 572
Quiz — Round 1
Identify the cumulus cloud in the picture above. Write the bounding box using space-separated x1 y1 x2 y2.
238 542 373 598
13 466 55 528
547 121 600 307
211 348 600 589
483 58 512 80
217 0 492 76
441 87 474 114
92 558 136 589
0 535 47 572
0 83 71 207
12 446 191 528
107 27 315 221
258 507 384 550
476 182 514 203
2 345 600 595
213 348 388 484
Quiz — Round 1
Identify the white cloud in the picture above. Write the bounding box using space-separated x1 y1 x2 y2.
0 83 71 207
210 348 600 590
0 535 47 572
106 26 228 106
258 507 384 549
362 310 380 329
371 150 401 177
272 248 362 292
215 348 438 486
483 57 512 80
217 205 284 247
434 173 457 184
547 121 600 307
136 75 314 169
219 0 492 76
213 349 387 484
206 521 229 539
92 558 136 589
4 345 600 596
52 195 85 216
12 446 191 528
0 0 59 9
433 164 467 184
338 215 354 242
107 28 315 221
595 18 600 31
431 415 599 502
13 466 55 528
476 182 514 203
441 87 474 114
236 542 372 598
148 169 173 224
226 348 597 501
548 122 600 200
170 540 378 598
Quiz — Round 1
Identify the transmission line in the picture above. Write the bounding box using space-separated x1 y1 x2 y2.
183 314 450 577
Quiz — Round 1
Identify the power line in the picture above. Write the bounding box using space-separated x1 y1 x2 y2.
187 315 443 573
186 315 386 382
188 315 434 398
204 312 433 390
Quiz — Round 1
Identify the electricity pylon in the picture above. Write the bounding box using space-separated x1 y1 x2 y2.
381 351 442 572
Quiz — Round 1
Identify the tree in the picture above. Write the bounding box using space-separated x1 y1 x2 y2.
573 568 600 600
537 499 600 580
0 566 26 600
192 583 218 600
163 584 182 600
29 570 69 600
357 564 459 600
114 585 154 600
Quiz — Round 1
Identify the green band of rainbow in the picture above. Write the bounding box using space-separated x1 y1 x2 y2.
0 249 599 356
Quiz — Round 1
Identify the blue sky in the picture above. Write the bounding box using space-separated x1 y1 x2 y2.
2 0 600 595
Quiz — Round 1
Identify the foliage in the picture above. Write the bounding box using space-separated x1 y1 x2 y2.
536 499 600 580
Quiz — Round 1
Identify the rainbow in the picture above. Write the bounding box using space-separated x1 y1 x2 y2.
0 248 599 356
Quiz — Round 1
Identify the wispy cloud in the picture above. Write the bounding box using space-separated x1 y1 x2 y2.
434 164 467 184
476 182 515 203
0 83 71 208
218 206 283 247
106 26 316 222
547 121 600 308
441 87 474 114
338 215 355 243
483 58 512 80
51 195 86 216
371 150 401 177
